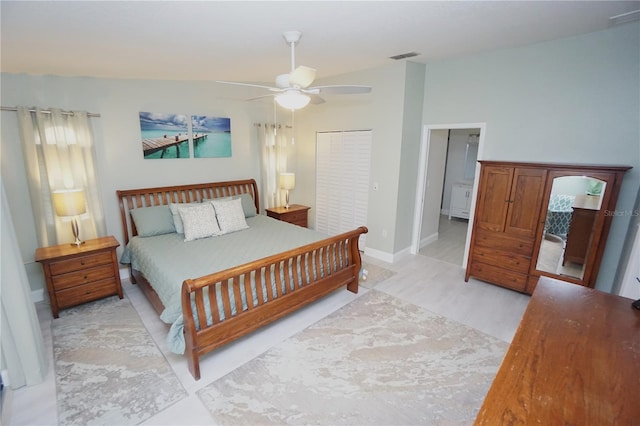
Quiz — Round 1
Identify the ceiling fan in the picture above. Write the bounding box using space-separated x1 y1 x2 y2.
216 31 372 110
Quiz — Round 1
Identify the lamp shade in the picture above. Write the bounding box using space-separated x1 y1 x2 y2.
279 173 296 190
52 189 87 217
275 90 310 110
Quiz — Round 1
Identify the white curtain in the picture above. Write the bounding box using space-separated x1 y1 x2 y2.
17 107 106 246
257 123 290 210
1 179 48 389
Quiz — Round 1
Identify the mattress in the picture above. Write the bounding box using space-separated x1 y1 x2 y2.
121 214 327 353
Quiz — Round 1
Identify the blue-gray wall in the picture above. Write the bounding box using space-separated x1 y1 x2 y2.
422 22 640 292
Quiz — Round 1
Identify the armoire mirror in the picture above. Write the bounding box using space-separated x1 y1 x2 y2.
533 171 614 286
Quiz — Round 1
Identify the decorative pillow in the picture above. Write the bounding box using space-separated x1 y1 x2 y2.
130 205 176 237
202 193 257 218
169 202 200 234
238 193 258 217
211 198 249 234
178 203 222 242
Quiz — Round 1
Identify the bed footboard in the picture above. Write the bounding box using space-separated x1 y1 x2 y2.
181 226 368 380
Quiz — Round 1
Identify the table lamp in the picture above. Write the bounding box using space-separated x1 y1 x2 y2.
279 173 295 209
52 189 87 246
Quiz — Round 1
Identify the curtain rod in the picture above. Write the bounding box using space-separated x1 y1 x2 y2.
254 123 292 129
1 106 101 117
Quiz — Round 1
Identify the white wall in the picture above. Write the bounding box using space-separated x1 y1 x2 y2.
420 130 448 244
0 74 271 292
422 22 640 292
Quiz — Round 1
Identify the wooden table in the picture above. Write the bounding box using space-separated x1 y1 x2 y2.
35 236 123 318
475 277 640 425
265 204 310 228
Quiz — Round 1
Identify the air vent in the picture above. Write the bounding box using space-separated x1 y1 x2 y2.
389 52 420 60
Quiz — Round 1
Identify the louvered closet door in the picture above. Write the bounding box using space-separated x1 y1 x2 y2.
316 130 371 248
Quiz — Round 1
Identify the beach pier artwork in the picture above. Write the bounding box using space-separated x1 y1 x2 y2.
191 115 232 158
139 112 190 159
142 133 208 158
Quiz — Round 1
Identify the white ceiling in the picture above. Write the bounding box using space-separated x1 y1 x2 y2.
1 1 638 85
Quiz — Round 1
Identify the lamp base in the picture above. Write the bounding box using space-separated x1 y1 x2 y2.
70 217 85 247
284 190 290 209
70 238 85 247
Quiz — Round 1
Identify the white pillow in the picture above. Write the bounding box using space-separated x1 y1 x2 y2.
169 202 199 234
211 198 249 234
178 203 222 241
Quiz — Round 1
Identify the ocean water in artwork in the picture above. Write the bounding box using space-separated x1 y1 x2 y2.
192 115 232 158
193 132 232 158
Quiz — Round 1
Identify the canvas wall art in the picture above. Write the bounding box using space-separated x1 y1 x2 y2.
191 115 232 158
139 112 190 159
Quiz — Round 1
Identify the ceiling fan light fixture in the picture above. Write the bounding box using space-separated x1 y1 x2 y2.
275 90 310 110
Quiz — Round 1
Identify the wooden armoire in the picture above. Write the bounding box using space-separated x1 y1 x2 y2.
465 161 631 294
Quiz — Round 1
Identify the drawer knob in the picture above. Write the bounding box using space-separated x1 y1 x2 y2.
83 275 88 280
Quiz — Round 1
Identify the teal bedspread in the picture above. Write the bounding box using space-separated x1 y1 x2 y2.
120 215 327 353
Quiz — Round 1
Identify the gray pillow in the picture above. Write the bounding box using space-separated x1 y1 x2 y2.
130 205 176 237
169 202 200 234
203 193 257 217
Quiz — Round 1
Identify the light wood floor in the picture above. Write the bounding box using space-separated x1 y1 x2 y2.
9 239 530 425
419 215 469 266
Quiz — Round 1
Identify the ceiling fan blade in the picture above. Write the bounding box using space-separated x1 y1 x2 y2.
309 94 326 105
246 94 276 102
216 81 281 92
289 66 316 88
307 85 372 95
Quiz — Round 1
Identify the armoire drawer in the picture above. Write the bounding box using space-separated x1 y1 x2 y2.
469 262 528 293
471 246 530 274
474 229 534 256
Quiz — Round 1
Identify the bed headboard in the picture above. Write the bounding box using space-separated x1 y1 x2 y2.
116 179 259 246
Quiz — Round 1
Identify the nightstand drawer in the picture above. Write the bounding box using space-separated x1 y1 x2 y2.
50 251 113 275
56 279 118 308
52 264 116 290
285 211 307 225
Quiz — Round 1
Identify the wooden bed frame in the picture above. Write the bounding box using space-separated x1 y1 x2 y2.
117 179 368 380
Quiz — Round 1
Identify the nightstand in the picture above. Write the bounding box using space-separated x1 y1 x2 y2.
35 236 123 318
266 204 310 228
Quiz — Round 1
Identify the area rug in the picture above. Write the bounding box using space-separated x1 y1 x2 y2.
52 296 187 425
360 261 396 288
197 290 507 425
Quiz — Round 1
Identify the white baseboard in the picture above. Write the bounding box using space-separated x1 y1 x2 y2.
31 289 44 303
364 247 394 263
420 232 439 249
364 246 413 264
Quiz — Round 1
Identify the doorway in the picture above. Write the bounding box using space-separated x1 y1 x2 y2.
410 123 486 268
